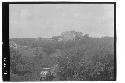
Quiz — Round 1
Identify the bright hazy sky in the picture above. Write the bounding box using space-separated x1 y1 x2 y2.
9 4 114 38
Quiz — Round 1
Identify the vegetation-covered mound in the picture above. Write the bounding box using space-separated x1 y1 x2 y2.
10 31 115 81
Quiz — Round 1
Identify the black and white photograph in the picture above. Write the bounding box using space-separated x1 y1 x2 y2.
2 2 116 81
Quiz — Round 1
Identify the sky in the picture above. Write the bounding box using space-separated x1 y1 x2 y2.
9 4 114 38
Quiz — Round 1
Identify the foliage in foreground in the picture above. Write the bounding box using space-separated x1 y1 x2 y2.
10 37 114 81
